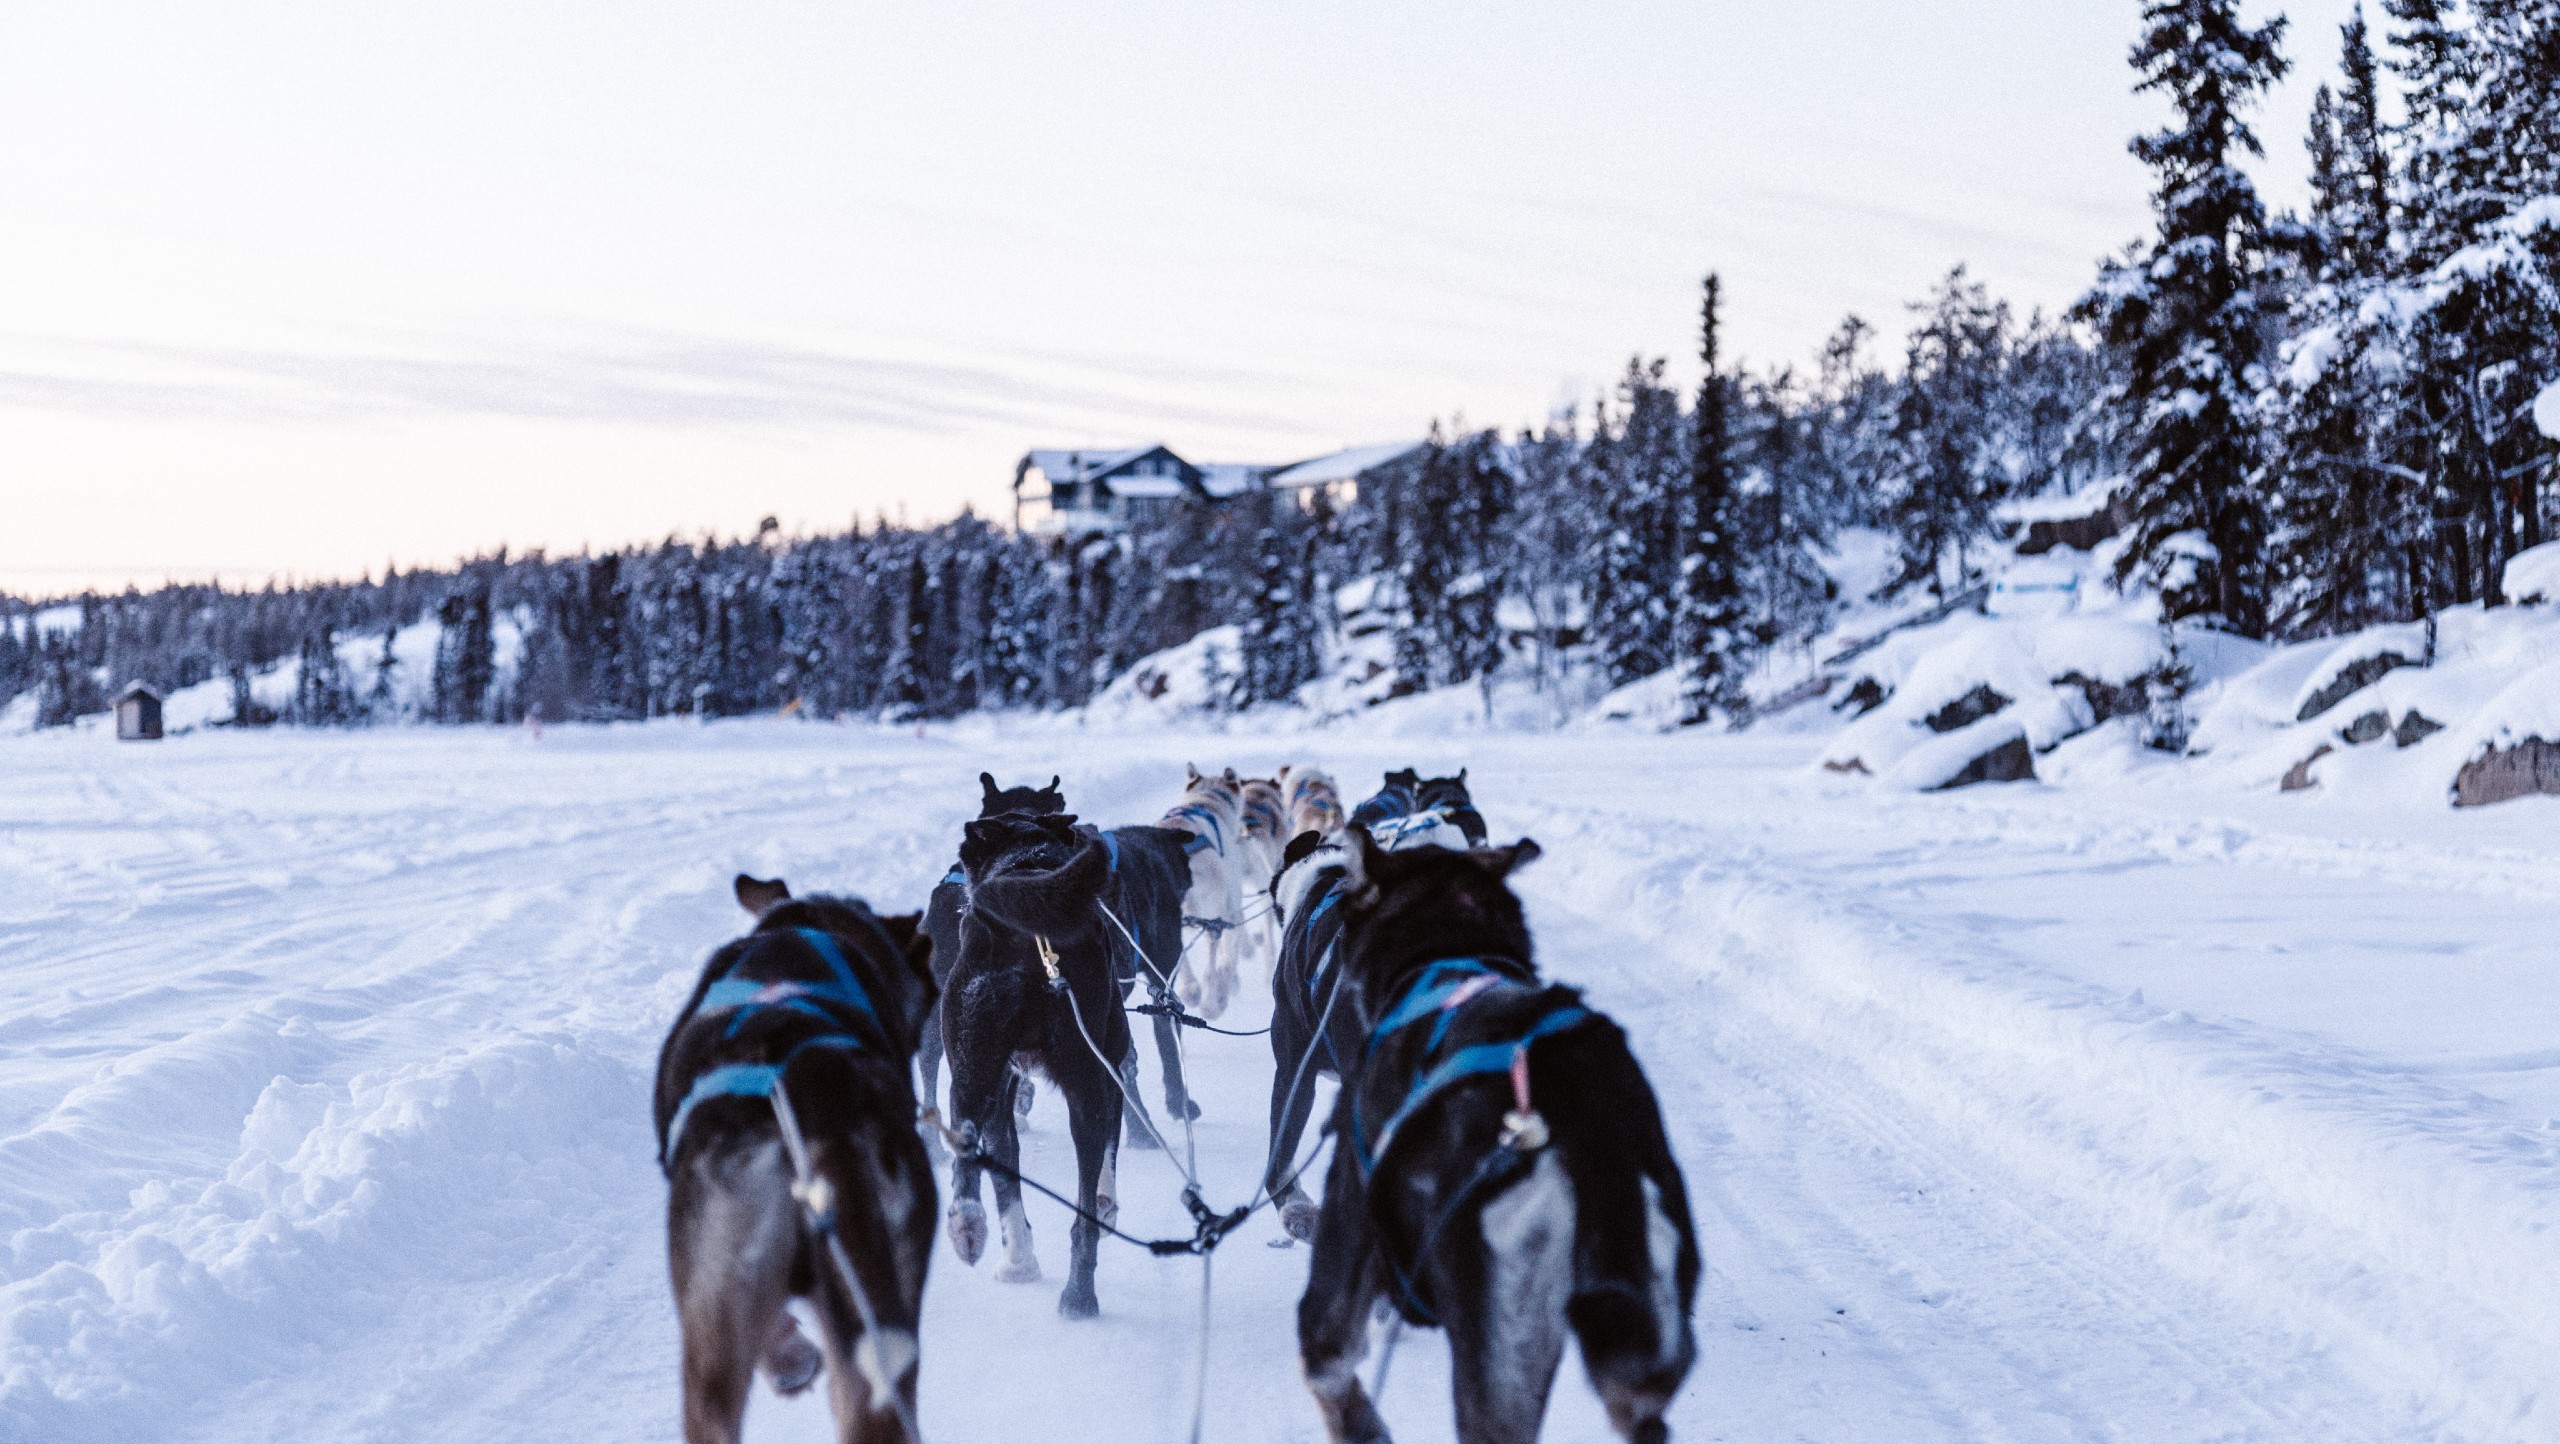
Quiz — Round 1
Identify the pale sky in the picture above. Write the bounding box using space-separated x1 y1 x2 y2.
1 0 2354 596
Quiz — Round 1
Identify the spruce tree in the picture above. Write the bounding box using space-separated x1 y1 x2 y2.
1887 267 2015 597
2334 7 2396 275
1676 274 1750 723
1585 358 1684 686
291 627 359 725
2080 0 2290 634
366 624 402 719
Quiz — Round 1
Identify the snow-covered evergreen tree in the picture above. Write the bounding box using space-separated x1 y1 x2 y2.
2081 0 2291 634
430 585 496 724
291 627 359 725
1887 267 2016 597
1676 274 1751 723
1585 358 1684 686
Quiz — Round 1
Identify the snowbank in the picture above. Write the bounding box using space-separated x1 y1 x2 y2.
2504 540 2560 605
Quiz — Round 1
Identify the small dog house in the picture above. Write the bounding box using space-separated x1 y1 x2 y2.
115 682 164 741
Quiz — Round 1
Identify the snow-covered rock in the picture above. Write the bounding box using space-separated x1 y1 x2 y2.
2503 539 2560 605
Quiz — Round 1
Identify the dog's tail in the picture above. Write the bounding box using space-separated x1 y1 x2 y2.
966 833 1110 936
1552 1024 1697 1444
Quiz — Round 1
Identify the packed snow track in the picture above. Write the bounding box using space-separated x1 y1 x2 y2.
4 720 2554 1442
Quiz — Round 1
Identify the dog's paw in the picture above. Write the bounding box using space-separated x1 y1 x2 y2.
1058 1283 1100 1320
1282 1199 1321 1243
947 1201 987 1265
760 1322 824 1397
1125 1121 1162 1150
1169 1096 1202 1122
995 1255 1043 1284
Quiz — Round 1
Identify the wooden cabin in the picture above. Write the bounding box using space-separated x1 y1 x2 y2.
115 682 164 741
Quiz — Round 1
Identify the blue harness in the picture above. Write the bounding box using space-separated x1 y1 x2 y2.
1301 875 1347 1003
661 927 884 1171
1169 804 1225 856
1350 784 1419 833
1351 957 1592 1181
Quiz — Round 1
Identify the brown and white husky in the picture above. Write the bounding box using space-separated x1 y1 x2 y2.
1158 764 1251 1019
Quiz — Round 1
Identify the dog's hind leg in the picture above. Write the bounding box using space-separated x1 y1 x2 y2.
1057 1059 1118 1320
1296 1178 1391 1444
989 1072 1041 1283
1264 1027 1325 1243
806 1184 924 1444
915 1003 948 1166
1448 1152 1576 1444
670 1140 800 1444
943 1044 1010 1267
1118 1050 1165 1151
1152 1007 1200 1122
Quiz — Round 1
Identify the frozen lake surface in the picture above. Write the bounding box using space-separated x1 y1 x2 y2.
4 717 2555 1441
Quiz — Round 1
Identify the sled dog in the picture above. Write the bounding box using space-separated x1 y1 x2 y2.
919 773 1064 1146
1263 767 1497 1239
1296 830 1699 1444
940 812 1193 1317
1277 764 1346 842
1160 764 1252 1019
656 876 939 1444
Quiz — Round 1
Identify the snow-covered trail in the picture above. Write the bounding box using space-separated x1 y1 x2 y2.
3 719 2553 1442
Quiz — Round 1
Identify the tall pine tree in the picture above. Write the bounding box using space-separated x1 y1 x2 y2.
2081 0 2290 634
1676 274 1750 723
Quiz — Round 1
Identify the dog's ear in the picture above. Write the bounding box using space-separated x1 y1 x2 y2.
1039 814 1080 842
981 772 1001 803
876 910 923 952
1343 825 1394 902
1186 762 1203 784
735 874 791 916
1282 829 1325 873
1476 838 1540 878
1048 775 1061 794
875 911 937 1035
1223 767 1238 785
1457 767 1468 785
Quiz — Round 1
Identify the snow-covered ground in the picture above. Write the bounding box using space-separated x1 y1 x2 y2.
4 716 2556 1442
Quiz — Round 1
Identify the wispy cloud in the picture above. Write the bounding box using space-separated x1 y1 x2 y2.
0 326 1314 439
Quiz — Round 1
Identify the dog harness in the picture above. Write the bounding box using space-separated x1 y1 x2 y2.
1300 875 1347 1003
1346 955 1594 1326
1167 803 1225 856
1365 807 1457 848
661 927 884 1172
1349 783 1420 833
1351 957 1593 1181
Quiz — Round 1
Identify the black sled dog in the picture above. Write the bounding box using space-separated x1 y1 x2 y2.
1262 768 1489 1242
940 812 1193 1317
918 772 1065 1142
655 876 940 1444
1347 767 1489 850
1296 830 1699 1444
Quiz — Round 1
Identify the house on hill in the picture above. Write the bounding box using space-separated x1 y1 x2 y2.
1010 439 1429 538
1264 441 1428 514
1013 446 1207 537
